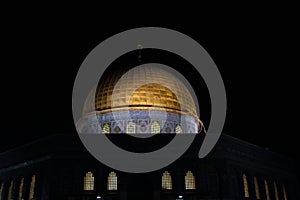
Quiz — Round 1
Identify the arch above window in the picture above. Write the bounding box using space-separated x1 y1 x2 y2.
175 125 182 133
0 183 3 200
185 171 196 190
162 171 172 190
107 171 117 191
18 177 24 200
102 123 110 134
282 184 287 200
126 122 136 134
264 180 270 200
274 181 279 200
84 172 94 191
8 180 14 200
151 121 160 134
254 176 260 199
29 175 36 200
243 174 249 198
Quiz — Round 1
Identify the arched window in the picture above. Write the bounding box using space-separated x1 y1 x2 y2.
274 181 279 200
107 172 117 191
254 176 260 199
185 171 196 190
175 125 182 133
282 184 287 200
8 180 14 200
18 177 24 200
162 171 172 190
264 180 270 200
151 121 160 134
83 172 94 191
102 123 110 134
126 122 136 134
243 174 249 198
0 183 3 200
29 175 36 200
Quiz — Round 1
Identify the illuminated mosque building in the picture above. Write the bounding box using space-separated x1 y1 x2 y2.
0 49 299 200
77 64 202 135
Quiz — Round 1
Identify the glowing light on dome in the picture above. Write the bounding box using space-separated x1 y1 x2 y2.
78 64 202 134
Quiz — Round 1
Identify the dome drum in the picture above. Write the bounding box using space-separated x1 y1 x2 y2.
77 110 198 134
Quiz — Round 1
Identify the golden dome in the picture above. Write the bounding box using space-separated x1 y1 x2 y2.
84 65 198 117
129 83 181 111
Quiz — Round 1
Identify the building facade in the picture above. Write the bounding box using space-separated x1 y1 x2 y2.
1 53 299 199
0 134 299 200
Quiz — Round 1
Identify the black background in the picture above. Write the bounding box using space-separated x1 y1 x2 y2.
1 8 298 178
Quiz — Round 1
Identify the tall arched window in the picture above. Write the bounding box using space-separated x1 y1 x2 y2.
274 181 279 200
151 121 160 134
18 177 24 200
243 174 249 198
8 180 14 200
29 175 36 200
102 123 110 134
264 180 270 200
107 172 117 191
282 184 287 200
83 172 94 191
162 171 172 190
254 176 260 199
175 125 182 133
185 171 196 190
126 122 136 134
0 183 3 200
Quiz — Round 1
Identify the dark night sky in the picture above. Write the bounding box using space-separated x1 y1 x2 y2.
1 10 298 176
